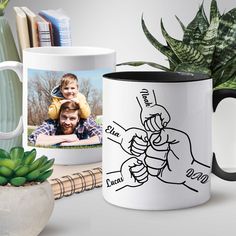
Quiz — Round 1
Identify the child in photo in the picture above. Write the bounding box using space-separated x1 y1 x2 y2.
48 73 91 120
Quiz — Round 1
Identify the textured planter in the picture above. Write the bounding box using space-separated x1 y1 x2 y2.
0 181 54 236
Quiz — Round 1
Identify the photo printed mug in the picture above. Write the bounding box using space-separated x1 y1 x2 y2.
0 47 116 164
103 71 236 210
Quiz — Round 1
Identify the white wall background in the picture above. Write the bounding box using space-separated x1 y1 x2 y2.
5 0 236 66
4 0 236 168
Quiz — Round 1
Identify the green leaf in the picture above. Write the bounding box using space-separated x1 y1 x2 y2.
174 63 211 76
215 74 236 89
36 169 53 182
39 159 55 173
22 149 37 165
212 8 236 70
10 147 24 161
210 0 221 22
28 155 48 172
10 177 27 187
117 61 171 71
213 55 236 87
0 176 8 185
198 1 219 65
183 3 209 47
0 159 16 170
26 169 40 181
161 20 207 67
0 149 10 159
14 165 30 177
141 15 180 68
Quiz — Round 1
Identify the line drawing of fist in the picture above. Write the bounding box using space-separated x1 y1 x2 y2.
144 128 209 187
139 103 171 132
120 128 149 156
118 157 148 190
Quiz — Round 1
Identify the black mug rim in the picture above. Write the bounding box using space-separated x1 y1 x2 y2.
103 71 211 83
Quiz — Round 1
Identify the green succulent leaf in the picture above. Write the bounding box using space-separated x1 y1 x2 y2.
0 176 8 185
10 147 24 161
10 177 27 187
22 149 37 165
14 165 30 177
117 61 171 71
174 63 211 75
36 169 53 182
142 15 180 68
38 155 49 167
0 149 10 159
26 169 41 181
183 3 209 47
39 159 55 173
0 159 16 170
215 74 236 89
212 8 236 70
0 166 13 177
198 1 219 65
213 55 236 87
210 0 221 22
161 20 207 67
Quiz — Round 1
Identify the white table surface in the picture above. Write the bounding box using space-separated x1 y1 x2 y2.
40 174 236 236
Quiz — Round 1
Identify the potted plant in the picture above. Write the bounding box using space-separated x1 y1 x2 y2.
118 0 236 89
0 147 55 236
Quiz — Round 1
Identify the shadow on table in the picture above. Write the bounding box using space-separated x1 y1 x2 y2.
39 224 68 236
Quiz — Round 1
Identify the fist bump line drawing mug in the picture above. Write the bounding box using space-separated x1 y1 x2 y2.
0 46 116 164
103 71 236 210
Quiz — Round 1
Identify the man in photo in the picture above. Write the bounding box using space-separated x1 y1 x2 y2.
28 101 102 146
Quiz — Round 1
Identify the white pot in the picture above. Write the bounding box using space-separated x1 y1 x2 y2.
0 181 54 236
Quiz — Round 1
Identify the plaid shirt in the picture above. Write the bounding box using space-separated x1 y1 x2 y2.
28 116 102 145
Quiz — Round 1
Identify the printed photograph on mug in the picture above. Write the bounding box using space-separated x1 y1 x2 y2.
27 68 105 148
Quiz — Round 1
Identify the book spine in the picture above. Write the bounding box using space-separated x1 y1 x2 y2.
50 167 102 200
37 22 52 47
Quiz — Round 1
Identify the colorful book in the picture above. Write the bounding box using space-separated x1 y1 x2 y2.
39 9 72 46
36 15 53 47
21 6 39 47
49 162 102 200
13 7 30 60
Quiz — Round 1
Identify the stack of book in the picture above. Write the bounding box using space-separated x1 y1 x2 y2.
13 7 72 59
39 9 72 47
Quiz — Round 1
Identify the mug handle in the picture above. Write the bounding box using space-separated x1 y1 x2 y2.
212 89 236 180
0 61 23 140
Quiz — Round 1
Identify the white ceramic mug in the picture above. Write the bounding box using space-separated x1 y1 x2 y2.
0 46 116 164
103 71 236 210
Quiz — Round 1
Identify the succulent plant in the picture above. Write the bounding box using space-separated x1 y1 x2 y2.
118 0 236 89
0 147 54 187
